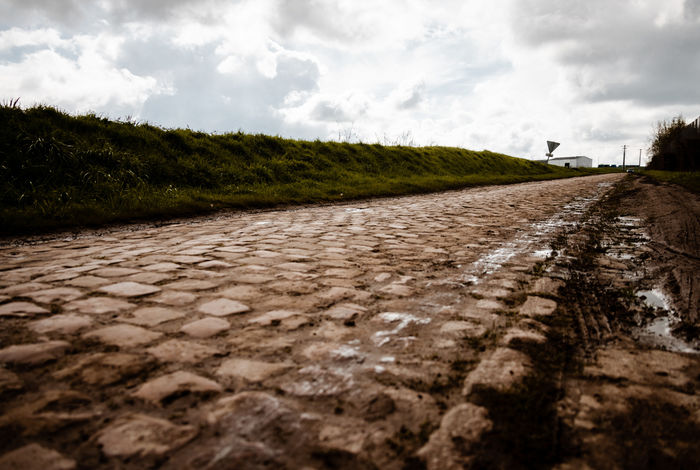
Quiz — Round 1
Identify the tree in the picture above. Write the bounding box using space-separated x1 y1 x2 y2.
648 116 700 171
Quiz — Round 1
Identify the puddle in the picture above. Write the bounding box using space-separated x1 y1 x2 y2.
331 344 363 361
373 312 431 346
461 243 521 284
617 216 646 230
637 289 670 310
532 249 554 259
609 251 635 260
633 288 699 354
634 317 699 354
281 365 355 397
594 213 698 354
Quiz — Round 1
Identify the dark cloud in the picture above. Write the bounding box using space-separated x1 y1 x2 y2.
0 0 98 29
275 54 320 93
575 123 636 143
512 0 700 106
0 0 218 31
106 0 206 21
310 101 353 122
685 0 700 20
397 83 424 110
272 0 359 42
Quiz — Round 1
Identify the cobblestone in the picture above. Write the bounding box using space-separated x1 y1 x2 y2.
146 339 219 363
0 301 49 317
0 341 70 365
97 281 161 297
53 352 152 386
0 174 623 467
462 347 533 396
25 287 83 304
121 306 185 326
64 296 135 314
180 317 230 338
28 314 92 334
0 443 76 470
132 371 222 404
216 358 292 382
0 367 22 392
519 296 558 317
197 298 250 316
96 414 198 458
417 403 493 470
83 324 162 347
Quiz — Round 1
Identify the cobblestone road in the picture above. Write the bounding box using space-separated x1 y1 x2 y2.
0 174 622 469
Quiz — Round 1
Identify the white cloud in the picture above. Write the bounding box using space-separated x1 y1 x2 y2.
216 55 245 75
0 29 171 114
1 0 698 165
0 27 68 50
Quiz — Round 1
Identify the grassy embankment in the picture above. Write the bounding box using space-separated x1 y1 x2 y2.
1 104 602 235
638 170 700 194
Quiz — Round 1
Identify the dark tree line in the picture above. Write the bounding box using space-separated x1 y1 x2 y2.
648 116 700 171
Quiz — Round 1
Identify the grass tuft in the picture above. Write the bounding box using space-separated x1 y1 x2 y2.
637 170 700 194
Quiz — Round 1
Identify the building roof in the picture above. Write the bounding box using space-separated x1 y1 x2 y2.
548 156 591 161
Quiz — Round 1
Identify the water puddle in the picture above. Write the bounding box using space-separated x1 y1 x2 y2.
597 214 698 354
609 251 635 260
373 312 431 347
637 289 669 310
331 344 363 361
281 365 355 397
633 288 699 354
532 249 554 259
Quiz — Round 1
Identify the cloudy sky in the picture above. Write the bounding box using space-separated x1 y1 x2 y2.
2 0 699 164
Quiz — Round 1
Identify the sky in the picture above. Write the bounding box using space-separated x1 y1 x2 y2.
2 0 699 165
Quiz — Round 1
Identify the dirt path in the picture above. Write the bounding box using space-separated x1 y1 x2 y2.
5 172 694 469
542 176 700 470
623 176 700 327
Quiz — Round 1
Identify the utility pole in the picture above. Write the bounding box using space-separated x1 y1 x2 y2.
639 148 642 167
622 145 627 171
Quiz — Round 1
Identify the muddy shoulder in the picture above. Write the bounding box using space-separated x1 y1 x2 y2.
541 175 700 469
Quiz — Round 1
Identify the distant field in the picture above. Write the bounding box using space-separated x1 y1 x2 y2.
1 104 605 235
638 170 700 194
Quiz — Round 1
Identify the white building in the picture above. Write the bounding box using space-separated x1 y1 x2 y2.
548 156 593 168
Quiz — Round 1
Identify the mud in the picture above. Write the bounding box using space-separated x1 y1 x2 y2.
622 176 700 327
547 176 700 469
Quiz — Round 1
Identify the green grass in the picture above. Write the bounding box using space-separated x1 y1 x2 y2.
1 104 603 235
638 170 700 194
